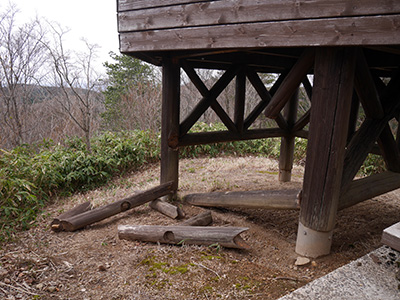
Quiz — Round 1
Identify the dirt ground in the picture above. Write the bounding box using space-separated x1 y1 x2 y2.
1 156 400 300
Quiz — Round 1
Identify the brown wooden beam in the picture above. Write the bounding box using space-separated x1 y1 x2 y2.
302 76 313 100
377 124 400 172
177 128 286 147
341 70 400 189
354 48 384 119
297 47 356 258
161 57 180 192
279 89 299 182
292 110 310 132
179 65 238 136
181 60 209 96
234 67 246 133
244 69 288 130
210 100 238 133
264 48 315 119
339 171 400 210
181 60 237 132
347 93 360 142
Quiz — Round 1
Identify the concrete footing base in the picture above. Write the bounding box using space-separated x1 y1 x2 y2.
295 222 333 258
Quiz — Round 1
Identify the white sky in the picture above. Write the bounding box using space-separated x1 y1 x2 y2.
5 0 120 74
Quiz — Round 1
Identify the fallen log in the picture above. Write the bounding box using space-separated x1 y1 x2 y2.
181 211 213 226
149 199 185 219
118 225 249 249
184 189 300 210
51 201 92 231
59 182 174 232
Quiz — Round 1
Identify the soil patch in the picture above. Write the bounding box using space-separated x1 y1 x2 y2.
1 156 399 299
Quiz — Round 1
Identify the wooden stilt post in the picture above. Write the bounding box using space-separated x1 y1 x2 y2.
279 89 299 182
161 56 180 194
296 48 356 258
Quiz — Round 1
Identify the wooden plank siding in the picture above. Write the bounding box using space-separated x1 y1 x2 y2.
118 0 400 54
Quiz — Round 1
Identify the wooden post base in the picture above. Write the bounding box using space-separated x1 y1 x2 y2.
279 169 292 182
295 222 333 258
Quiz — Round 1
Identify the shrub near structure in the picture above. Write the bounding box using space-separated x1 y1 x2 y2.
0 124 385 241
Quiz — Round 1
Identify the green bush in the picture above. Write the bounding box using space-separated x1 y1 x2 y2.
0 130 160 241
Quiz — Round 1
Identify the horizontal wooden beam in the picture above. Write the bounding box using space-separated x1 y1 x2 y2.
118 0 400 30
120 15 400 52
177 128 286 147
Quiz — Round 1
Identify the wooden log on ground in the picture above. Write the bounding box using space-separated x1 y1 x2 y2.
150 198 185 219
181 211 213 226
339 171 400 210
118 225 249 249
51 201 92 231
59 182 174 232
184 190 300 210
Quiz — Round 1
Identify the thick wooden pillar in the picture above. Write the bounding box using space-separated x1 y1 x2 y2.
296 48 356 257
161 57 180 193
279 89 299 182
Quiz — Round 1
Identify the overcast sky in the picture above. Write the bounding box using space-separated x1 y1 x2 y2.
6 0 120 74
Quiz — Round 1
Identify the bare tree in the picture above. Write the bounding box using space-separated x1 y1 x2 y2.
44 24 104 152
0 4 47 148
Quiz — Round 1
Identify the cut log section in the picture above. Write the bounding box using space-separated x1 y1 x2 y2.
149 199 185 219
181 211 213 226
58 182 174 232
184 190 300 210
51 201 92 231
118 225 249 249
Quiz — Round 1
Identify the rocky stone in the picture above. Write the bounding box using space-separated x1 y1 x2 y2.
295 257 311 266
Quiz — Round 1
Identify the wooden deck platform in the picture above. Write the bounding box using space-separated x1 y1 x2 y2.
117 0 400 257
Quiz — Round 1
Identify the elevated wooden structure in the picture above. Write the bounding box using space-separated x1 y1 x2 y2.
117 0 400 257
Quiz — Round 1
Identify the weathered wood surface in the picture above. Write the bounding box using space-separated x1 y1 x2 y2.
178 128 286 147
149 199 185 219
58 182 174 232
181 211 213 226
185 190 300 210
160 58 180 192
279 89 299 182
118 225 250 249
118 0 214 12
354 49 384 119
118 0 400 31
51 201 92 231
120 15 400 53
341 71 400 188
300 48 356 232
382 222 400 252
339 172 400 210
